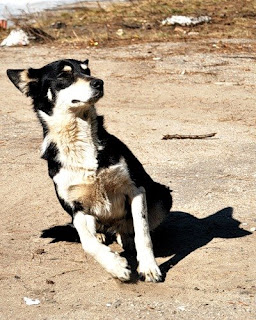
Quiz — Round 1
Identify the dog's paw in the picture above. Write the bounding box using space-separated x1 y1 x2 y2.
105 253 131 282
138 261 162 283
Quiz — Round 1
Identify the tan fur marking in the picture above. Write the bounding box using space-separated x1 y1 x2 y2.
63 65 72 72
81 64 88 70
19 70 37 94
68 158 134 224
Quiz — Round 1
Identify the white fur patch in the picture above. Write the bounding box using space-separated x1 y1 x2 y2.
73 212 131 281
131 186 162 282
53 167 96 205
56 79 93 110
41 134 51 156
39 105 100 170
47 88 53 101
41 107 99 203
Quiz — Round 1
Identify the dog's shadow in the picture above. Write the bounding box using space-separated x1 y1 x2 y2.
41 207 251 281
152 207 251 279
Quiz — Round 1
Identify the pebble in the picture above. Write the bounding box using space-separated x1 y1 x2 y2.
35 248 45 255
177 305 186 311
24 297 40 306
113 300 121 308
46 279 55 285
188 31 199 36
116 29 124 36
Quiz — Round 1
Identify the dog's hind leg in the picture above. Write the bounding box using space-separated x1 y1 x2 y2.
73 211 131 281
131 187 162 282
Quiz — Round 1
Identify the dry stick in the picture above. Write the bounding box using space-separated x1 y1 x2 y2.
72 30 80 40
222 56 256 60
162 133 217 140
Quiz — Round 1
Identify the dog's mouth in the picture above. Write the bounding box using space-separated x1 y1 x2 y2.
72 99 81 104
71 89 104 105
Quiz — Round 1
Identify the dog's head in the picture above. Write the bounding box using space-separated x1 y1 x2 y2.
7 59 104 115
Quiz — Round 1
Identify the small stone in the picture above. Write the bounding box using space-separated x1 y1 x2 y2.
116 29 124 36
24 297 40 305
174 26 186 34
250 227 256 232
113 300 121 308
188 31 199 36
46 279 55 285
177 305 186 311
35 248 45 255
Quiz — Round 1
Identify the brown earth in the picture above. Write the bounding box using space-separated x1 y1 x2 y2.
0 40 256 319
8 0 256 47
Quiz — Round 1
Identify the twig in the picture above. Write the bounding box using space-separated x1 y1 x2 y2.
162 133 217 140
51 268 82 278
222 56 256 60
72 30 79 40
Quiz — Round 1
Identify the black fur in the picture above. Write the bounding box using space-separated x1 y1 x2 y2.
7 58 172 221
7 58 173 282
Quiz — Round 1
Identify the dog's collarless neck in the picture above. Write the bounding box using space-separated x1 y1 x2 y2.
41 106 101 171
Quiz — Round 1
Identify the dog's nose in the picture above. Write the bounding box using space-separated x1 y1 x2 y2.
90 78 104 90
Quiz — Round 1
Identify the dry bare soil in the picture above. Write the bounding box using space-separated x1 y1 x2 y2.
0 40 256 319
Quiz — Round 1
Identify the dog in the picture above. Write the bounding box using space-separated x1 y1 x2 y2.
7 58 172 282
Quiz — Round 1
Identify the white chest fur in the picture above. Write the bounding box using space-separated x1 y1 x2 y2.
39 108 101 204
40 108 99 170
56 120 98 171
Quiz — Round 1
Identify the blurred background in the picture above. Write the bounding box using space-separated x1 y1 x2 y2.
0 0 255 48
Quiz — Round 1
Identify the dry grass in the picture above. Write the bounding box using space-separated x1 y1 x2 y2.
1 0 256 48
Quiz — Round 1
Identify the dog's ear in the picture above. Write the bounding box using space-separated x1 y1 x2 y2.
81 59 90 76
7 68 41 96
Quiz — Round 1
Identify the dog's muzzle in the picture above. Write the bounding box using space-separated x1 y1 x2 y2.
71 78 104 105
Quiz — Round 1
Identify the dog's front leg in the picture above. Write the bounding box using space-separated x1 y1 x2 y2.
131 187 162 282
73 211 131 281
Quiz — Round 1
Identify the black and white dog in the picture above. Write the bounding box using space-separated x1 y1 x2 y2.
7 59 172 282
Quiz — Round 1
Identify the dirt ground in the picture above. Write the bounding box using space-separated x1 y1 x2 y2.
0 39 256 319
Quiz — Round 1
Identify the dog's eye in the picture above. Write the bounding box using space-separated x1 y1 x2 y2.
55 71 74 90
57 71 70 79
